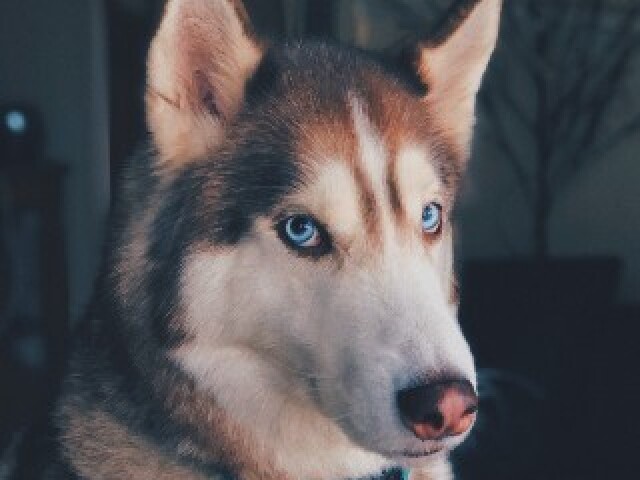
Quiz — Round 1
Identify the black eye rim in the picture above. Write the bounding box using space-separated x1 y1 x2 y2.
275 214 333 258
422 202 444 236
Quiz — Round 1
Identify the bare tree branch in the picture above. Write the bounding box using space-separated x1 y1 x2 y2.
501 2 546 85
550 1 609 146
479 89 533 202
562 38 637 173
381 0 640 257
573 112 640 171
486 0 639 255
485 61 535 131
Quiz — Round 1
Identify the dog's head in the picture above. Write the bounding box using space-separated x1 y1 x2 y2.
139 0 501 476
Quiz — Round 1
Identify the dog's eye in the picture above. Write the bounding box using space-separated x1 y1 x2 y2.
422 203 443 235
284 216 318 246
277 215 330 255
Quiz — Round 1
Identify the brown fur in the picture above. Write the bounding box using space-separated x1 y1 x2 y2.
2 1 502 479
63 409 212 480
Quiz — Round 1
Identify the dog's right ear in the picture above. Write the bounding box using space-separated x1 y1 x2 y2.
146 0 263 167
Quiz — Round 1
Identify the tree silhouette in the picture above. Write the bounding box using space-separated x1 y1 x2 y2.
478 0 640 258
383 0 640 258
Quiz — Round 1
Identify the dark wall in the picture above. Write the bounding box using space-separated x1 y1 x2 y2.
0 0 109 320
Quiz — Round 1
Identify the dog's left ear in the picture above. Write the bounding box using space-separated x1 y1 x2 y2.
416 0 502 159
146 0 263 166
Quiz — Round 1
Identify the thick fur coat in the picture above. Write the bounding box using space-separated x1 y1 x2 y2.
2 1 501 479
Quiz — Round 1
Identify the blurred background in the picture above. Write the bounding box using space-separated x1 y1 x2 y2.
0 0 638 478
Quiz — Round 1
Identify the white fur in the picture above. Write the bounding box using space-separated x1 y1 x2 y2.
124 0 501 477
293 162 365 241
396 145 441 223
173 103 476 479
350 96 389 201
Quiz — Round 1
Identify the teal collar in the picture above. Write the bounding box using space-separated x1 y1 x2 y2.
362 467 411 480
219 467 411 480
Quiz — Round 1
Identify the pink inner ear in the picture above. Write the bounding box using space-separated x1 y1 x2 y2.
194 69 221 118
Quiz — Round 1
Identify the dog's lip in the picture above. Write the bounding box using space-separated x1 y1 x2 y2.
386 446 445 458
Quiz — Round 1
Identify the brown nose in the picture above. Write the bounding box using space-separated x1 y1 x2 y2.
396 379 478 441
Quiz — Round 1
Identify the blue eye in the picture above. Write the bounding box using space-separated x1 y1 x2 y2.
422 203 443 234
282 215 321 248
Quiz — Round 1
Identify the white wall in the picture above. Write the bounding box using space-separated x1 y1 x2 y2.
0 0 110 320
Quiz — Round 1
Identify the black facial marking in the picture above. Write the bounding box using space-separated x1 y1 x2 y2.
388 45 429 96
147 173 196 346
244 49 281 107
146 142 299 345
211 150 299 245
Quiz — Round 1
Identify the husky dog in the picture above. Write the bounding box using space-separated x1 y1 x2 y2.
4 0 501 479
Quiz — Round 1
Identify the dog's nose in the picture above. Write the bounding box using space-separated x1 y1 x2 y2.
396 379 478 441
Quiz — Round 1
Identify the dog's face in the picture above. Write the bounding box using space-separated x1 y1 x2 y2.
141 0 501 476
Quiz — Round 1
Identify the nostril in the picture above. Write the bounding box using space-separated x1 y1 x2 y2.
396 384 441 424
422 412 444 430
463 403 478 417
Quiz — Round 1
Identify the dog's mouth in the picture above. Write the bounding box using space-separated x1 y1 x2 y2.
386 446 444 458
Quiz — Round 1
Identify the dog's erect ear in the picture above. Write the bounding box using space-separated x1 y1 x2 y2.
146 0 262 166
416 0 502 159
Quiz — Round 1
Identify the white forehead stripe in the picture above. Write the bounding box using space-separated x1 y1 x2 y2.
348 95 388 201
305 162 364 237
